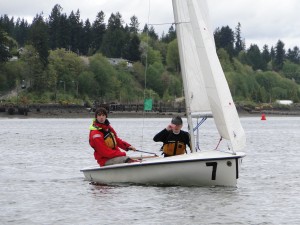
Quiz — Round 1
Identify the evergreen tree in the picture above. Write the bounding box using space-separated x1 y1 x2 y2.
261 45 271 65
148 25 158 40
286 46 300 64
273 40 285 71
58 13 70 50
81 19 92 55
214 26 235 58
142 24 159 40
270 47 275 60
142 24 149 33
68 10 82 54
101 12 126 58
234 22 245 55
0 27 11 62
92 11 106 52
246 44 266 71
107 12 123 30
48 4 63 49
14 18 29 47
29 14 49 67
129 15 139 33
161 25 176 43
0 15 14 36
123 34 141 61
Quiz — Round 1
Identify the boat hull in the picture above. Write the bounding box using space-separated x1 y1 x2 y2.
81 151 246 187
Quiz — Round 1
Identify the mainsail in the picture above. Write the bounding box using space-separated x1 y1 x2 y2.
172 0 246 152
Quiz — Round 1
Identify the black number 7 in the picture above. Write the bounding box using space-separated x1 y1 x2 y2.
206 162 217 180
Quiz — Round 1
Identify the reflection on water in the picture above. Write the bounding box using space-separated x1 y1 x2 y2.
0 117 300 224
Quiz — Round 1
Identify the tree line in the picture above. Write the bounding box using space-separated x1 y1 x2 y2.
0 4 300 107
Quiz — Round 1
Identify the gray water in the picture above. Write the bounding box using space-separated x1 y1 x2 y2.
0 117 299 225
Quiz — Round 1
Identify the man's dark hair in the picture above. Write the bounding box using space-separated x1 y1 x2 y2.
95 107 108 118
171 116 183 125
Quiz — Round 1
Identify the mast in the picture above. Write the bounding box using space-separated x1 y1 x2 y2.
172 0 196 152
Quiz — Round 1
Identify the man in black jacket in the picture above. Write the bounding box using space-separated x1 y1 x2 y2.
153 116 191 157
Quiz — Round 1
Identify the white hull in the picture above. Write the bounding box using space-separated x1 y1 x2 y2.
81 151 245 187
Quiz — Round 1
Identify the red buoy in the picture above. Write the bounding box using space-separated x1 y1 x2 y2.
261 113 266 120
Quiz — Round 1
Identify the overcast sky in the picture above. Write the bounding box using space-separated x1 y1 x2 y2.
1 0 299 49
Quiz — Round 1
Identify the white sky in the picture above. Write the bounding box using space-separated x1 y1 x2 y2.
1 0 299 50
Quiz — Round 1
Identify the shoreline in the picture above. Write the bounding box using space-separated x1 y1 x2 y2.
0 110 187 119
1 107 300 119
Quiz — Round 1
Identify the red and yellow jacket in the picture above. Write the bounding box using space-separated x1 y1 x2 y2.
89 119 131 166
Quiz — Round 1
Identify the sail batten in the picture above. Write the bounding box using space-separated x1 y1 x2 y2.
172 0 246 152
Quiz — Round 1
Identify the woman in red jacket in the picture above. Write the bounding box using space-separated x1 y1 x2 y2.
89 107 137 166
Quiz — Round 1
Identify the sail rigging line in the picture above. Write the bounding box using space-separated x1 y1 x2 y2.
193 117 207 132
140 0 152 152
147 21 190 27
214 137 223 150
147 22 175 26
194 117 207 151
136 149 158 156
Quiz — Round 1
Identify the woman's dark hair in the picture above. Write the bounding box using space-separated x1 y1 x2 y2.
95 107 108 118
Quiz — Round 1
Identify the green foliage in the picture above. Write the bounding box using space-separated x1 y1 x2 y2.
0 61 23 91
78 71 97 97
49 48 85 81
140 43 162 66
232 57 253 74
254 71 299 102
89 53 119 100
1 11 300 105
217 48 234 72
146 62 165 97
162 71 183 99
132 61 145 85
116 69 143 102
19 45 45 92
166 39 180 72
282 60 300 84
0 28 12 62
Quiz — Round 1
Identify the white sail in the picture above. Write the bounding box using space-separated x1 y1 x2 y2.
172 0 246 152
172 0 210 115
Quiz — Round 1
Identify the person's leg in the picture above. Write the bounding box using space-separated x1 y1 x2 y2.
105 156 141 166
105 156 130 166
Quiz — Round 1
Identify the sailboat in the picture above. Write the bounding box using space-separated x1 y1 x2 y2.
80 0 246 187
